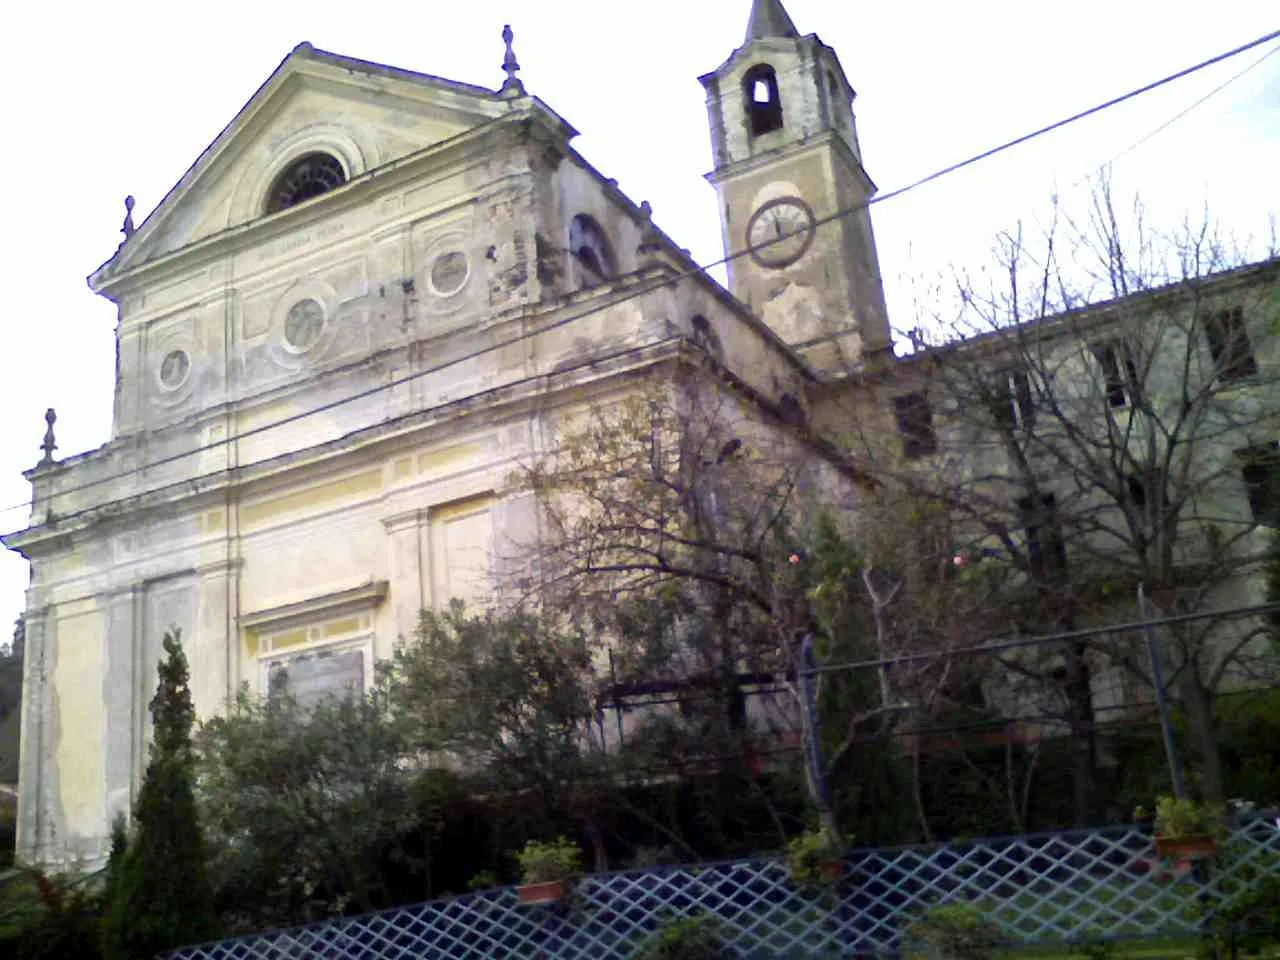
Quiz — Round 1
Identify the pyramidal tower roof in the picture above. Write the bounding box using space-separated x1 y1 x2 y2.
745 0 800 41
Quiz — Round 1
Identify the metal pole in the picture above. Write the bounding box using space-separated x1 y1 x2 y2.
798 633 833 818
1137 584 1188 800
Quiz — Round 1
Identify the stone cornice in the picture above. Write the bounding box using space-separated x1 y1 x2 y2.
241 579 388 636
2 336 692 550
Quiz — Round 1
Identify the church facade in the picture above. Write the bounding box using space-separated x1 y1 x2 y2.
3 0 889 866
6 0 1277 869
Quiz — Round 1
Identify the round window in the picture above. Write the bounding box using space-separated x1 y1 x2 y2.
158 349 190 390
284 298 326 351
429 251 469 296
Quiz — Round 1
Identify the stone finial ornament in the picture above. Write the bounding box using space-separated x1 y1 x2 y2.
121 195 136 239
38 408 57 467
500 24 525 97
637 201 662 261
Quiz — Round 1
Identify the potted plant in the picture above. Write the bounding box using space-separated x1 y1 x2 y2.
785 826 847 889
515 836 582 905
1145 795 1225 861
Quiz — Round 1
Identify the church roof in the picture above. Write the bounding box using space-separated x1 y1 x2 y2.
88 41 564 290
745 0 800 41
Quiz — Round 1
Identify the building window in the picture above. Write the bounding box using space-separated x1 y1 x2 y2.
1238 443 1280 527
1126 473 1148 509
827 71 844 128
1091 340 1140 408
265 153 347 213
742 64 783 136
894 392 937 458
1017 493 1067 579
989 368 1035 430
690 314 723 359
266 643 366 710
1203 307 1258 381
569 214 616 289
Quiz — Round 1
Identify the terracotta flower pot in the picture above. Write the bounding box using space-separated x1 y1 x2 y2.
821 859 845 881
1154 834 1217 861
518 879 570 905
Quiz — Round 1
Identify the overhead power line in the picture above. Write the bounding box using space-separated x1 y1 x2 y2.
801 600 1280 677
3 25 1278 529
1067 39 1280 190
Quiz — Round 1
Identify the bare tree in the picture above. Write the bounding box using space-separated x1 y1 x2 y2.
834 176 1280 813
517 378 873 832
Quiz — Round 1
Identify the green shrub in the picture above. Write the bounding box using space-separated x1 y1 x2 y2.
903 901 1005 960
784 826 845 889
0 867 105 960
102 631 217 958
635 914 736 960
515 837 582 884
1198 849 1280 959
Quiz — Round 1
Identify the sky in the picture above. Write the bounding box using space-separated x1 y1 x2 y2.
0 0 1277 637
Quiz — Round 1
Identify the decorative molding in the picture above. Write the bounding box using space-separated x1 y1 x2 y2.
196 557 245 578
241 580 388 635
381 509 425 534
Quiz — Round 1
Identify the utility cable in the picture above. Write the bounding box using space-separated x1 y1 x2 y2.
1063 39 1280 193
3 25 1278 527
801 600 1280 677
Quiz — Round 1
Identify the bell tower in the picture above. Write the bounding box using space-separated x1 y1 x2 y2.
700 0 891 373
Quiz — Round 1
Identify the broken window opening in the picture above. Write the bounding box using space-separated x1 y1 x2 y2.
1127 474 1148 509
1017 493 1068 580
1238 442 1280 527
989 368 1035 430
1091 340 1140 408
894 392 937 459
1203 306 1258 381
742 64 783 137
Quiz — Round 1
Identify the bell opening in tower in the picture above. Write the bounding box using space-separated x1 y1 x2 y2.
742 64 783 136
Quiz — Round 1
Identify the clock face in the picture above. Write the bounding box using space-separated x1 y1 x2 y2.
746 197 816 268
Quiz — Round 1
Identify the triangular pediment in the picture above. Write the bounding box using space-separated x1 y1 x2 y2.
94 44 512 284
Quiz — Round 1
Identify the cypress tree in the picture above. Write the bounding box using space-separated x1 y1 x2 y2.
103 629 216 958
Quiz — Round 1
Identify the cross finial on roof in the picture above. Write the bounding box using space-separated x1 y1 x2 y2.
500 24 524 97
38 408 57 467
745 0 800 42
121 195 136 240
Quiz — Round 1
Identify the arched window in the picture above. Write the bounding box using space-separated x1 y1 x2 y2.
742 64 783 137
569 214 616 288
691 314 723 359
265 153 347 214
827 71 845 128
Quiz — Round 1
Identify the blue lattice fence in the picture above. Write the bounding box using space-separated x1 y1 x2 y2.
168 815 1280 959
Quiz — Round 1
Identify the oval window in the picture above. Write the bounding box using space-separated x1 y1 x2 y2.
158 349 190 389
430 251 469 296
284 298 326 351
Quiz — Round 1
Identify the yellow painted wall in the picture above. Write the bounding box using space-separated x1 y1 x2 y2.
53 605 106 840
